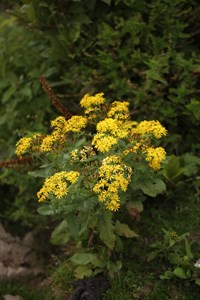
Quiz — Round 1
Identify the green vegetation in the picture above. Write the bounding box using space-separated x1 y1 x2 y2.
0 282 54 300
0 0 200 299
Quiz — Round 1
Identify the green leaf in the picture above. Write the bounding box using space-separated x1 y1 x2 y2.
67 213 80 240
50 220 70 245
160 270 174 280
2 86 16 103
140 178 166 197
115 220 138 238
168 253 182 265
28 168 51 178
91 255 107 268
184 238 193 259
163 155 185 180
173 267 188 279
147 250 160 262
102 0 112 5
195 278 200 286
182 153 200 176
186 99 200 121
99 211 116 249
74 265 93 279
71 253 94 265
37 205 54 216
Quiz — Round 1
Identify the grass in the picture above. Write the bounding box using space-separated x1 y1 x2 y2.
0 282 54 300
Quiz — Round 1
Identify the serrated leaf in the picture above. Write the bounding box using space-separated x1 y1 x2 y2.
140 178 166 197
37 205 54 215
99 211 116 249
115 220 138 238
71 253 94 265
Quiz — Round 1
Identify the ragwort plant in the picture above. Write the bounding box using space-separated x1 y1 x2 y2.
15 93 167 278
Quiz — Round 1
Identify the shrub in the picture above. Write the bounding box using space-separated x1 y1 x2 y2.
15 92 167 277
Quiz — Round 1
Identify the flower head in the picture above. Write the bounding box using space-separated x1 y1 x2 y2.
108 101 130 120
16 137 32 157
133 120 167 139
80 93 105 109
37 171 80 202
96 118 129 138
93 155 132 211
92 133 118 152
145 147 166 170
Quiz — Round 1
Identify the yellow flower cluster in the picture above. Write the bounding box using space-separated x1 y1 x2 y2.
92 117 131 152
133 120 167 139
80 93 105 109
93 155 132 211
92 133 118 152
51 115 87 133
40 116 87 152
65 116 88 133
80 93 105 116
15 137 32 157
107 101 130 120
40 134 59 152
51 116 67 130
37 171 80 202
96 118 129 138
15 92 168 213
145 147 166 170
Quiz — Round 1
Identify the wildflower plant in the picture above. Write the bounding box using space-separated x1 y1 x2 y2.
15 92 167 278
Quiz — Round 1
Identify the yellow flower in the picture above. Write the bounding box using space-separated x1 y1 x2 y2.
51 115 87 134
92 133 118 152
102 155 122 164
93 156 132 211
145 147 166 170
71 149 79 160
15 137 32 157
134 120 167 139
80 93 105 109
96 118 129 138
106 197 120 211
40 135 55 152
107 101 130 120
64 116 87 133
51 116 67 130
37 171 80 202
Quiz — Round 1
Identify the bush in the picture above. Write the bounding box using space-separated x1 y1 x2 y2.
11 0 200 154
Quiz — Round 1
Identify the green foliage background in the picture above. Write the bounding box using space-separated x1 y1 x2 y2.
10 0 200 153
0 0 199 246
0 0 200 297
